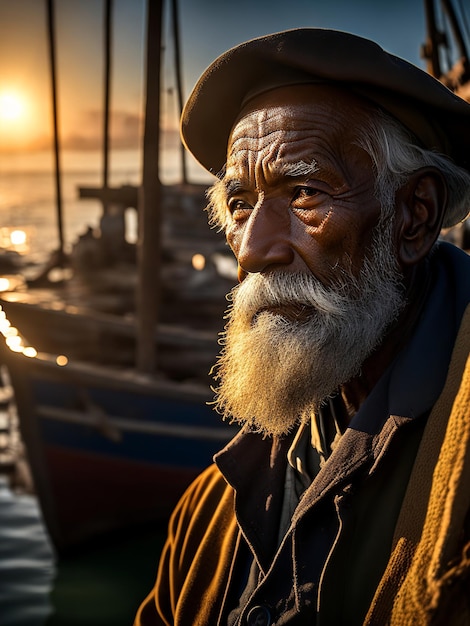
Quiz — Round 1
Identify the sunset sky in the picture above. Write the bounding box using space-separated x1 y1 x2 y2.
0 0 465 155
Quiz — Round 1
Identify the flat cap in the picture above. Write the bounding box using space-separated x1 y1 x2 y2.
181 28 470 179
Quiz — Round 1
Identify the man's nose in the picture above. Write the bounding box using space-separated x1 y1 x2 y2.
236 204 294 277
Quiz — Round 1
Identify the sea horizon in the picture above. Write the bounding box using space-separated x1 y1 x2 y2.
0 143 211 181
0 145 213 267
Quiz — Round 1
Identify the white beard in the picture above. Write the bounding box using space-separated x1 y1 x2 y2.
211 219 405 437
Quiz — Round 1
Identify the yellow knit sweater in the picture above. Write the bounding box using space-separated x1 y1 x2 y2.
365 305 470 625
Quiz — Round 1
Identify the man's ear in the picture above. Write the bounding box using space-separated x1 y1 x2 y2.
394 167 447 267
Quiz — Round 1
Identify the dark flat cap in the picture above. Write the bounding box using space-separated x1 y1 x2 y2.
181 28 470 177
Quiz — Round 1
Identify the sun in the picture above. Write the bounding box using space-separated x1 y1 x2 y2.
0 88 37 150
0 91 25 121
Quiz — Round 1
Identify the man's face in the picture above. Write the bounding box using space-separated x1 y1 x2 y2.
210 85 405 437
223 84 382 285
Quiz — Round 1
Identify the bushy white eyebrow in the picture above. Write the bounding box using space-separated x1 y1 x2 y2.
219 159 319 197
281 159 319 178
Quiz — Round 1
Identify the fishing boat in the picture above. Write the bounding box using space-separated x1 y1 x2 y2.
2 346 235 551
0 0 237 555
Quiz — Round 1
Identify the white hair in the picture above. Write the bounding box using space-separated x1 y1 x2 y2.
356 108 470 228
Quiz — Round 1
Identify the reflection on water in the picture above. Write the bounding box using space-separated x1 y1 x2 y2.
0 307 38 359
0 228 29 255
0 476 55 626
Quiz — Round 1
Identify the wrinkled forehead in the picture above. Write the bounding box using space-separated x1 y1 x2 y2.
226 84 375 170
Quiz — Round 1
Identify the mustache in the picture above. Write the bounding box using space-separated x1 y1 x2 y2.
228 271 354 321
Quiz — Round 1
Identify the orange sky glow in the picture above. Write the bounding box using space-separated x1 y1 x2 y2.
1 0 463 159
0 0 148 154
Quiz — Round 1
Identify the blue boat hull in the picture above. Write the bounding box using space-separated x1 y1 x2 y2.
4 348 235 553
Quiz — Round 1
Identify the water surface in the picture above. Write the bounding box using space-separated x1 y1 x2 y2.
0 476 55 626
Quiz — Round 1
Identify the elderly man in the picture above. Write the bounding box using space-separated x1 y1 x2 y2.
136 29 470 625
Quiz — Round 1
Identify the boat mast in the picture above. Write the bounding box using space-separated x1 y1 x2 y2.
45 0 65 262
136 0 163 373
103 0 113 213
423 0 443 77
171 0 187 184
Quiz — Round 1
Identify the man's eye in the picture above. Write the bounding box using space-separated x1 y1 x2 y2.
291 186 321 207
227 198 253 219
228 199 247 211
